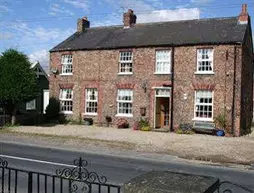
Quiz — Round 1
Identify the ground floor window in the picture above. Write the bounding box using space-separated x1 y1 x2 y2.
117 89 133 116
85 88 98 115
59 89 73 113
26 99 36 110
195 90 213 119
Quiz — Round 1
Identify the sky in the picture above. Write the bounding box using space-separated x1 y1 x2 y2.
0 0 253 70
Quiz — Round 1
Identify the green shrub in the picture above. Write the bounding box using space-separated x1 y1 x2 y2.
139 118 151 131
45 97 60 121
176 123 194 135
214 113 226 129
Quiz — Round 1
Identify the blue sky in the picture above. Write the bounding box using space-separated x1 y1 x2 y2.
0 0 253 69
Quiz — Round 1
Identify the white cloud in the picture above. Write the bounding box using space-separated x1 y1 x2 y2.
62 0 90 11
0 5 11 12
190 0 214 4
3 20 75 71
0 32 12 40
48 3 74 16
137 8 200 23
29 50 49 70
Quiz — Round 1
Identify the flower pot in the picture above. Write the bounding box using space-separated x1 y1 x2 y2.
216 129 225 136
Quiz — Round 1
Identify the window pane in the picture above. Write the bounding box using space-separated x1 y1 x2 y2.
59 89 73 112
85 88 98 113
117 89 133 115
195 91 213 119
62 55 73 74
155 50 171 73
197 49 213 72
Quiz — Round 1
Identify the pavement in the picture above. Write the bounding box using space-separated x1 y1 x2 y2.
1 124 254 166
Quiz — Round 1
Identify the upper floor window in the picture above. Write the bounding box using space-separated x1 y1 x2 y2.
85 88 98 115
155 50 171 74
59 89 73 113
117 89 133 116
61 55 73 74
197 49 213 73
119 51 133 74
194 90 213 120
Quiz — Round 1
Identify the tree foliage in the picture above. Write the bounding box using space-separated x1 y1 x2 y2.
0 49 38 123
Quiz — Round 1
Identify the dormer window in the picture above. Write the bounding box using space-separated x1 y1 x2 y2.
118 51 133 75
61 55 73 75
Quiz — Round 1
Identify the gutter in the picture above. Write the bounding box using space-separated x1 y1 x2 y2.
49 42 243 53
170 46 175 132
231 45 237 136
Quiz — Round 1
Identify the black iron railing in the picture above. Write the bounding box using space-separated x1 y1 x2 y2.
0 157 121 193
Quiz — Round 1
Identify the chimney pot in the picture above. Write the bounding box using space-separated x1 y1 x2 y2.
238 4 249 24
77 16 90 32
123 9 137 28
242 4 247 13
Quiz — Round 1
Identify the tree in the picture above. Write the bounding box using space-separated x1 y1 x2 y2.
0 49 38 124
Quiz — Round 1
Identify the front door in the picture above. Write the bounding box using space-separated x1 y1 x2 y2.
155 97 170 128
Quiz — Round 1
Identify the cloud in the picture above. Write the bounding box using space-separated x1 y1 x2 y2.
0 5 11 12
2 20 75 70
190 0 214 4
62 0 90 11
48 3 74 16
0 32 12 40
138 8 200 23
29 50 49 71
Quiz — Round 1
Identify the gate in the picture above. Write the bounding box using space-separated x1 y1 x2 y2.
0 157 121 193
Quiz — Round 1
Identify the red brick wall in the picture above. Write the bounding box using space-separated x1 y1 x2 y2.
49 44 251 136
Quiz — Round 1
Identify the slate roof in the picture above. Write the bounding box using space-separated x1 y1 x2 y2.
50 16 247 52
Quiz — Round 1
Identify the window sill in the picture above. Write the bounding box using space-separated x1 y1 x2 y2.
60 73 73 76
192 118 213 122
118 73 133 75
195 72 215 75
60 111 73 115
154 72 171 75
83 113 98 116
115 114 133 118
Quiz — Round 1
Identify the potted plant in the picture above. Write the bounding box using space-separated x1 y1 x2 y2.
214 113 226 136
116 118 129 129
84 117 93 126
105 115 112 127
139 118 151 131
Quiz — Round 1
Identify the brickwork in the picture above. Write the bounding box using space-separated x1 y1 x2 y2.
49 44 252 136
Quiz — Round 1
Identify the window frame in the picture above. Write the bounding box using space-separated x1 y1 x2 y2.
26 99 36 110
59 88 73 114
154 50 171 74
193 90 214 121
196 49 214 74
61 54 73 75
118 51 133 75
116 89 133 117
85 88 98 116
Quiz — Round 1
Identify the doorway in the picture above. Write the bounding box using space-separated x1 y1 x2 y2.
154 88 171 128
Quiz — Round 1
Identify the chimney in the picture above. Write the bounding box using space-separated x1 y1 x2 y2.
77 16 90 32
238 4 249 24
123 9 137 28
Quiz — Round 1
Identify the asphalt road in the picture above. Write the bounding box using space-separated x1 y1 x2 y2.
0 142 254 192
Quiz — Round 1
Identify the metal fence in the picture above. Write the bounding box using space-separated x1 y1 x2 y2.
0 157 121 193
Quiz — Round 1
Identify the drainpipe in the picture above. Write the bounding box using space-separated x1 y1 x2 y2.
231 45 237 136
170 46 175 132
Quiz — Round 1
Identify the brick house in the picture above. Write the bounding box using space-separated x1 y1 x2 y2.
49 4 253 136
